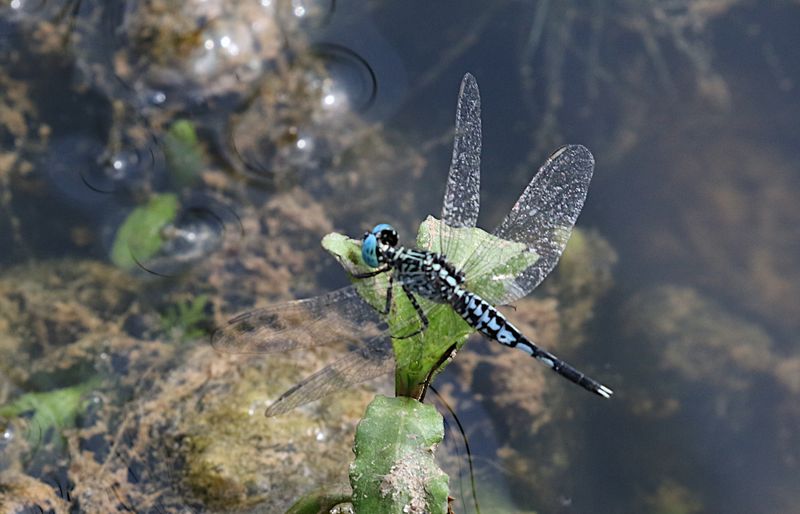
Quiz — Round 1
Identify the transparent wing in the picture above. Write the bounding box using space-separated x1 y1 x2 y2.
212 286 384 355
264 335 395 416
457 145 594 305
441 72 481 230
213 277 450 415
435 76 593 307
263 294 450 416
441 73 482 263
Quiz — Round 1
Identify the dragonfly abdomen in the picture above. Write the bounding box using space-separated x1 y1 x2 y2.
452 289 613 398
452 289 523 346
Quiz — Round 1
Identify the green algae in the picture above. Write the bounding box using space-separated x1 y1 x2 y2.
0 380 98 447
161 294 210 341
178 350 370 511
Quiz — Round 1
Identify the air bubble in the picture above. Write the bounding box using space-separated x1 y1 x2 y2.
227 46 376 183
276 0 334 28
149 91 167 105
103 1 284 108
310 43 377 114
231 117 332 183
129 196 241 277
45 132 160 203
1 424 14 446
97 145 156 190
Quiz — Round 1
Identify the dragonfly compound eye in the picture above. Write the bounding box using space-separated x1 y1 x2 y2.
361 232 380 267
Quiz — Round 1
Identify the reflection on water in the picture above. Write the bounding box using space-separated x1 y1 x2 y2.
1 1 799 513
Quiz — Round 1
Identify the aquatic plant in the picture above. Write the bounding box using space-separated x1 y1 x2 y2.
350 396 449 514
161 294 210 341
110 193 179 270
163 119 205 188
0 380 97 448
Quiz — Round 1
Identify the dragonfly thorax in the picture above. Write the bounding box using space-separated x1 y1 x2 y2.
387 247 466 305
361 223 467 304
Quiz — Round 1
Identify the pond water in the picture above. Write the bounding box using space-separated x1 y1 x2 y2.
1 1 799 513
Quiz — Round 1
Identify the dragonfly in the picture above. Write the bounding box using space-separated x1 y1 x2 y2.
212 73 613 416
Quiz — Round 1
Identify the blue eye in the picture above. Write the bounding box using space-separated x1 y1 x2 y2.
362 233 379 268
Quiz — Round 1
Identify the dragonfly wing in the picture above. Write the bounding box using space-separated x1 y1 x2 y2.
484 145 595 305
265 333 395 416
265 297 455 416
211 285 385 354
441 73 482 231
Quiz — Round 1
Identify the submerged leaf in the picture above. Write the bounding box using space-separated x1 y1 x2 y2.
164 119 205 187
0 381 97 446
111 193 179 270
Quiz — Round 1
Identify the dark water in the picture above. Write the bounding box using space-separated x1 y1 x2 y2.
1 1 799 513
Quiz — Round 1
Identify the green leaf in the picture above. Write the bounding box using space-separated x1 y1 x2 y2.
164 119 205 188
349 396 448 514
322 217 538 397
111 193 179 270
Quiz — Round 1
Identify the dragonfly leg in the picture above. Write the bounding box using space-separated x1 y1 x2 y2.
351 265 390 279
351 266 394 315
380 275 394 315
393 286 429 340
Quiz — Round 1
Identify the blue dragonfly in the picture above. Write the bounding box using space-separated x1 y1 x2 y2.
212 74 612 416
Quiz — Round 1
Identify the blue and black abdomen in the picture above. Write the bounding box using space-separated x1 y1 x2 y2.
452 289 612 397
388 247 612 398
452 290 523 346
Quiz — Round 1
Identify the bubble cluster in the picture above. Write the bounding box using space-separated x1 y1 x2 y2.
115 0 284 107
228 45 376 182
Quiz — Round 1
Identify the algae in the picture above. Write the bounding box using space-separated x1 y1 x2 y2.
161 294 211 341
0 380 97 447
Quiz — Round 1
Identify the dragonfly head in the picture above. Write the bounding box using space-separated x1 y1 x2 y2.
361 223 398 267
